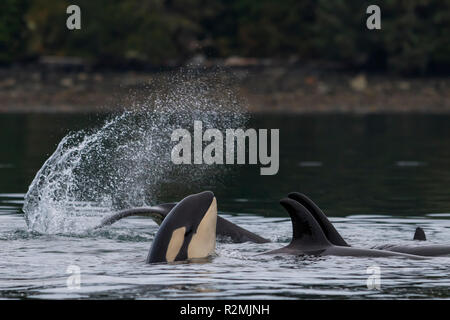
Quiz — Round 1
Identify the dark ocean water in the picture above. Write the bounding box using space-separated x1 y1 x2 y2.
1 113 449 299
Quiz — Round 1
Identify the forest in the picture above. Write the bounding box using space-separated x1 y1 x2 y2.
1 0 449 74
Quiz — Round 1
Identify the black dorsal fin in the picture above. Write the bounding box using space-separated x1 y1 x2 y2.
280 198 331 247
288 192 350 247
413 227 426 241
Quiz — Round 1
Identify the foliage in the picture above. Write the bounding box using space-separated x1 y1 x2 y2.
0 0 29 63
1 0 448 73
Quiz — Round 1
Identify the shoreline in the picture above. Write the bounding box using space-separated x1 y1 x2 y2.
1 66 449 114
3 106 450 115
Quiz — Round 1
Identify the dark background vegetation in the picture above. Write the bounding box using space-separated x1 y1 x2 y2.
1 0 449 74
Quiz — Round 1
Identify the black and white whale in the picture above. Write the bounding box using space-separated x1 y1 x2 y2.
413 227 426 241
97 192 449 256
371 235 450 257
147 191 217 263
262 198 426 259
287 192 450 257
97 196 421 246
146 191 425 261
96 202 269 243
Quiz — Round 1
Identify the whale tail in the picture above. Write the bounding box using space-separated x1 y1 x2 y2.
413 227 426 241
95 203 176 229
280 198 331 248
287 192 350 247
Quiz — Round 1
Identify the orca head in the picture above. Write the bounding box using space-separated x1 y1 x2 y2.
146 191 217 264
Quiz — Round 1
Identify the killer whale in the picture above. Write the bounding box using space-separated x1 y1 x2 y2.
145 191 425 261
147 191 217 263
413 227 426 241
262 198 425 259
96 192 447 255
371 225 450 256
286 192 349 247
96 202 270 244
288 192 450 257
96 203 176 227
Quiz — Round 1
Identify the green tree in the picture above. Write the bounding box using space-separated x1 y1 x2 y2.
315 0 450 73
26 0 207 65
315 0 386 69
207 0 316 58
382 0 450 73
6 0 450 73
0 0 29 63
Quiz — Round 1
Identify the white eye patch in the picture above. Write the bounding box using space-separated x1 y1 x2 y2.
188 197 217 259
165 226 186 262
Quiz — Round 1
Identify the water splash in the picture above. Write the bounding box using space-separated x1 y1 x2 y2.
23 70 248 234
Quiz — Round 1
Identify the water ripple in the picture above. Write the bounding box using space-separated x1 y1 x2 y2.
1 208 449 299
